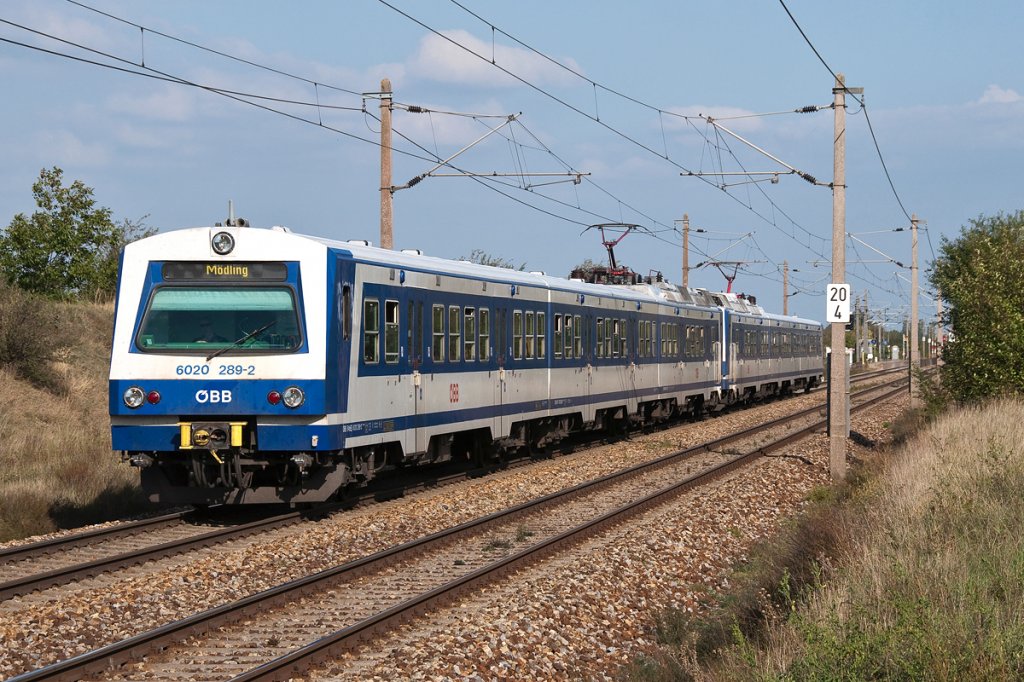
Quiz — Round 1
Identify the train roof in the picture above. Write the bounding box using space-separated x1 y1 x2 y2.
133 226 822 326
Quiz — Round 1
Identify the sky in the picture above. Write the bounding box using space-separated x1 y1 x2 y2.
2 0 1022 325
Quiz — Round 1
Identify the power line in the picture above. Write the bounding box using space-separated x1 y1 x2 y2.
65 0 363 97
378 0 835 264
776 0 913 224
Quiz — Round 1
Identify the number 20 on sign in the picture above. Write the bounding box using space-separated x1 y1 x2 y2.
826 283 851 323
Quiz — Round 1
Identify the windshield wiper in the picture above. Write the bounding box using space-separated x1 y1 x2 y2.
206 321 276 362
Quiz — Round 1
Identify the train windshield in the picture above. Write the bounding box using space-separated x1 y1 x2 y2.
136 286 302 353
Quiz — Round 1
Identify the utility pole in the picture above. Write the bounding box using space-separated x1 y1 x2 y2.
682 213 690 288
936 289 944 365
829 73 859 481
910 214 920 407
379 78 394 250
783 260 789 315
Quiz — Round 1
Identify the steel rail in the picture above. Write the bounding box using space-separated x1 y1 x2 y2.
10 378 906 682
0 510 190 564
0 365 907 602
233 382 906 682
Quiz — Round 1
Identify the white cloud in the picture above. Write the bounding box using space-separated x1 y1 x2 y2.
977 84 1022 105
31 130 110 167
107 86 198 122
18 6 115 50
407 30 582 88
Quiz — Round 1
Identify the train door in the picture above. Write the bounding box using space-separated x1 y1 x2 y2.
407 298 427 454
494 307 509 440
582 313 594 423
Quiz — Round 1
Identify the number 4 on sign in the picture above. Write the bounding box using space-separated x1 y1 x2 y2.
826 283 851 323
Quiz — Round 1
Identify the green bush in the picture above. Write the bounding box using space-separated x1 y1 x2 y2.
931 211 1024 402
0 283 68 391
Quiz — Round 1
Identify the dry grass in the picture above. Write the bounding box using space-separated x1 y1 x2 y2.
651 400 1024 681
0 298 150 542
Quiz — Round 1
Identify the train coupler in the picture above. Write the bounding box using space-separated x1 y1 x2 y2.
178 421 248 450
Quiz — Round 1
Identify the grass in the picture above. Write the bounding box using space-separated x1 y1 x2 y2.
628 399 1024 681
0 292 152 542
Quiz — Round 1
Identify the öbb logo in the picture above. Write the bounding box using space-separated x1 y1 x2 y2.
195 389 233 404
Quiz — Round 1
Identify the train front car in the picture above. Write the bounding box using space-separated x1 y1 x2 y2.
109 226 341 505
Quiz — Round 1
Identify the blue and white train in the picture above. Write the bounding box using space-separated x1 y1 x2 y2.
109 224 823 505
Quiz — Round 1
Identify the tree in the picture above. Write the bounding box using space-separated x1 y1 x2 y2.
0 167 153 300
929 210 1024 402
459 249 526 271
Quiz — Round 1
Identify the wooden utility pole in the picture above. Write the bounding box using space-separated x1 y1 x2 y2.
783 260 789 315
936 289 944 365
682 213 690 288
379 78 394 250
910 214 920 407
829 73 859 481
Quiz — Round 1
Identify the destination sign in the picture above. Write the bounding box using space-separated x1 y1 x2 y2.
162 262 288 281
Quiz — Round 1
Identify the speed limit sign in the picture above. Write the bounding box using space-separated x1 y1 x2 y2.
826 283 851 322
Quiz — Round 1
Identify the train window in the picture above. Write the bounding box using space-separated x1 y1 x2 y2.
384 300 399 364
511 310 522 360
432 304 445 363
596 318 604 358
342 285 352 341
363 299 380 364
415 302 424 364
584 315 592 360
611 320 620 358
525 311 535 359
686 325 705 359
620 318 628 357
564 315 574 359
464 307 476 361
574 315 582 359
646 320 653 358
761 331 769 358
407 301 414 360
536 312 546 359
136 287 302 353
553 314 563 358
449 306 462 362
479 308 490 361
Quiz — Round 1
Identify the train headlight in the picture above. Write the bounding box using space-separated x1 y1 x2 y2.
211 231 235 255
282 386 305 409
123 386 145 409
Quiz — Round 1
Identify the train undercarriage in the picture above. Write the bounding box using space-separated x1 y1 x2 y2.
128 379 820 507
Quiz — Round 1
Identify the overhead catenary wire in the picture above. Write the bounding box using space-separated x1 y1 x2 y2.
1 14 668 239
17 2 913 307
776 0 914 225
58 0 850 284
66 0 363 97
378 0 834 257
53 1 697 251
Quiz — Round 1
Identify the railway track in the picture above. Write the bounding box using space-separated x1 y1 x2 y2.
10 376 907 682
0 364 909 603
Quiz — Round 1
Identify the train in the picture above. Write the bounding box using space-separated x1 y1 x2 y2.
109 223 824 505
